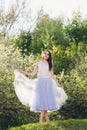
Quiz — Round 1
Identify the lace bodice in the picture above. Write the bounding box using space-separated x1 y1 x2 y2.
37 61 50 77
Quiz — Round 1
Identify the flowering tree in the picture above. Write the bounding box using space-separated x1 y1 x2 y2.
0 44 39 129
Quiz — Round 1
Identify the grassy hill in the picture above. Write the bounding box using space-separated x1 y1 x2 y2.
8 119 87 130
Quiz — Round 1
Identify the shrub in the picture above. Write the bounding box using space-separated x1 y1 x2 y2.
58 56 87 118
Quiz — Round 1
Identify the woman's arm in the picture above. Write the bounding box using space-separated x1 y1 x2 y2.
19 64 38 77
50 68 64 88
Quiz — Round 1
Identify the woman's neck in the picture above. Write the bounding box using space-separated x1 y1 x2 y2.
42 59 48 63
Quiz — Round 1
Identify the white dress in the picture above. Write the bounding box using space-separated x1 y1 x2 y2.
14 61 68 112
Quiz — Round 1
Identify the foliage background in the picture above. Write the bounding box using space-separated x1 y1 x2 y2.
0 10 87 130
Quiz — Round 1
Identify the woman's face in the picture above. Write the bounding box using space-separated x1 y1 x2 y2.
42 51 49 60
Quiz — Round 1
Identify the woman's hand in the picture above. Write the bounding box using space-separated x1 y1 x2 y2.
16 69 24 73
50 68 64 89
57 83 64 89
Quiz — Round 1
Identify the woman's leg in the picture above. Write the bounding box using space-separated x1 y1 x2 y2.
44 111 50 122
39 110 45 123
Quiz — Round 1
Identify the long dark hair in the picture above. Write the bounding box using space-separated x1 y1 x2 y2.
46 50 53 70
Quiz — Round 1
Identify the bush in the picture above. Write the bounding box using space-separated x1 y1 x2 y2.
0 44 40 130
0 44 87 130
58 56 87 118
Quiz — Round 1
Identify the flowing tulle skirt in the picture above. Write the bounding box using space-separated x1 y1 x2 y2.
14 70 68 112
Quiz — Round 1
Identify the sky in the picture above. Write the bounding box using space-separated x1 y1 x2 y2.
0 0 87 34
30 0 87 19
0 0 87 19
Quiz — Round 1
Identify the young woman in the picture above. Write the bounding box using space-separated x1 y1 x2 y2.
14 50 67 123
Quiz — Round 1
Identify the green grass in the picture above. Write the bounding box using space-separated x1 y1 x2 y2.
8 119 87 130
